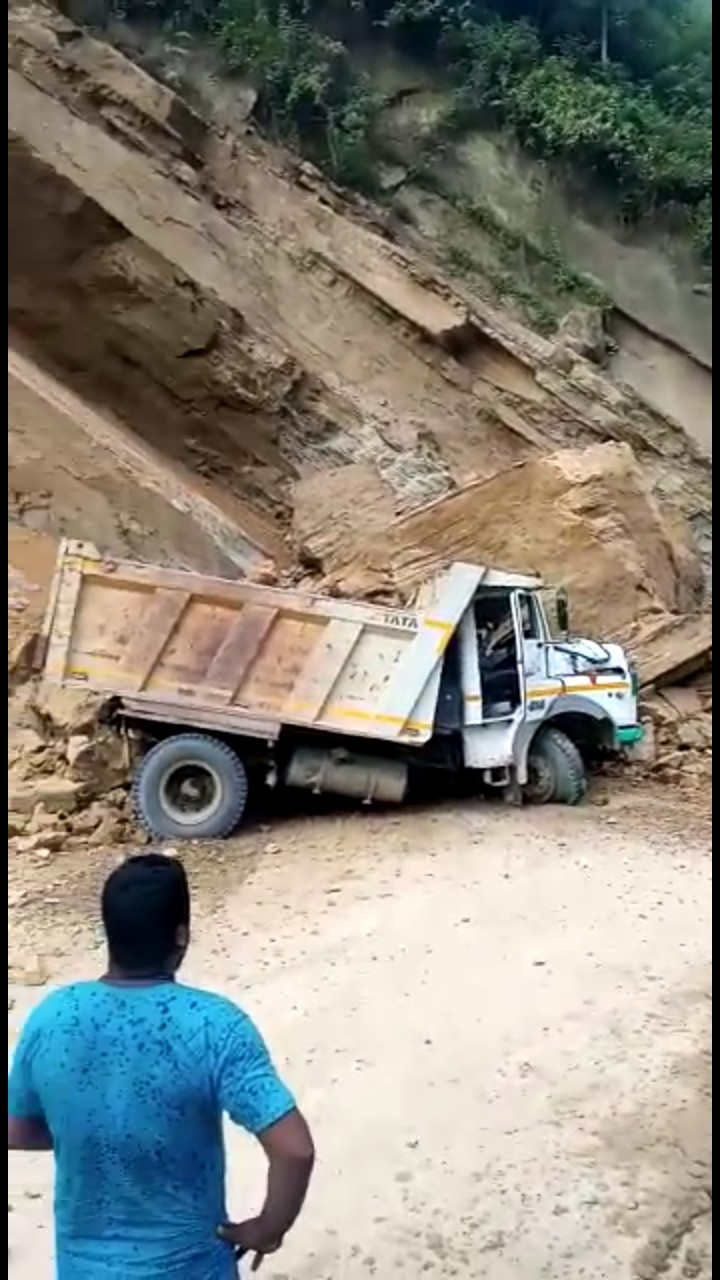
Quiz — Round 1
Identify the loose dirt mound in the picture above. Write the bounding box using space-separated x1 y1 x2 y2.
324 442 704 639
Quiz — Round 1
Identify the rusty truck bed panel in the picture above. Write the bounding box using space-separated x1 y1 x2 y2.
41 542 483 744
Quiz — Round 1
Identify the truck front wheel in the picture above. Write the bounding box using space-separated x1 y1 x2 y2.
133 733 248 840
524 727 587 806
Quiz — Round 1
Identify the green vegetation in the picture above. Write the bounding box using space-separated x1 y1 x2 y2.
213 2 380 187
438 188 610 332
109 0 712 262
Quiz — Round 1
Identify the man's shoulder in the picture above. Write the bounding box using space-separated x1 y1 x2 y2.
29 980 95 1011
19 982 98 1038
174 983 251 1027
175 986 270 1056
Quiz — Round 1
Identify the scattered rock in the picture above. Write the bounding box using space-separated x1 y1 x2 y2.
26 803 68 836
639 673 712 788
676 719 712 751
8 725 45 767
661 685 704 718
33 686 109 738
66 729 127 789
13 830 65 854
86 813 129 846
8 777 84 814
630 718 656 765
8 813 29 838
69 802 107 836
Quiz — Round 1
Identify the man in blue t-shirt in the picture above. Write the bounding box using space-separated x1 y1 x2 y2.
8 853 315 1278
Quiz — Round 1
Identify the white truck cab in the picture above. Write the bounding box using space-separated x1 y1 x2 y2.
446 573 641 803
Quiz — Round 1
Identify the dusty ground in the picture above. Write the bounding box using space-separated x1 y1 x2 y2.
8 784 711 1280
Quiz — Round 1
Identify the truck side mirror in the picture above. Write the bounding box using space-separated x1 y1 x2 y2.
556 589 570 636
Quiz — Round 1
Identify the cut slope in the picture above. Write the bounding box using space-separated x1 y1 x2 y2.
7 3 711 579
8 343 282 575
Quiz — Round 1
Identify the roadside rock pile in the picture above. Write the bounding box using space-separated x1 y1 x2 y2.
8 683 136 851
627 611 712 788
639 672 712 790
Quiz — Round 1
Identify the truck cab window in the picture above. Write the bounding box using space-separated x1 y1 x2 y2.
474 593 520 717
518 593 541 640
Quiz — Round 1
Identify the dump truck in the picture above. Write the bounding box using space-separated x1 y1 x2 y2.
40 540 643 840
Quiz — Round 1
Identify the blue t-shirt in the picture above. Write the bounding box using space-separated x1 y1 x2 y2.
8 980 296 1280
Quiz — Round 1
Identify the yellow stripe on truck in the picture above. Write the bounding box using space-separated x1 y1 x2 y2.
530 681 630 698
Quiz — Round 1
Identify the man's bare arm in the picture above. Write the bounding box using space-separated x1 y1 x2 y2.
255 1108 315 1237
8 1114 53 1151
218 1109 315 1266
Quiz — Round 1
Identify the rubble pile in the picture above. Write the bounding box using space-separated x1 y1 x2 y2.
640 671 712 790
8 684 136 852
631 614 713 790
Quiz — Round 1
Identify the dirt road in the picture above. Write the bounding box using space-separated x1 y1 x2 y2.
8 786 711 1279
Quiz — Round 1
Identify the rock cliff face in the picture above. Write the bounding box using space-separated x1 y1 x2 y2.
8 1 711 588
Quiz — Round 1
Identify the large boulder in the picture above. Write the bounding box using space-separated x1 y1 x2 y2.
556 304 609 365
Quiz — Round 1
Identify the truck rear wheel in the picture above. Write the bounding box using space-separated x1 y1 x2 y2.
133 733 248 840
524 727 586 806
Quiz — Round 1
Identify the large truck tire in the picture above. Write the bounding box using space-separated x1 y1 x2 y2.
133 733 248 840
524 726 587 806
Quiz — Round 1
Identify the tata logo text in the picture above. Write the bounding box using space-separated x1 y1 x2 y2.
383 613 419 632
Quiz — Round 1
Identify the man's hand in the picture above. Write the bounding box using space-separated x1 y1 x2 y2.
218 1109 314 1270
217 1217 283 1270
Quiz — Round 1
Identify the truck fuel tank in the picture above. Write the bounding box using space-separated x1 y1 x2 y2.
285 747 408 804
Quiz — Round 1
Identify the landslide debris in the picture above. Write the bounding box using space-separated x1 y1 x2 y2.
632 617 712 794
8 683 136 853
321 442 703 639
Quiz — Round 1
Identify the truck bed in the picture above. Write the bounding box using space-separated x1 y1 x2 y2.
41 542 485 745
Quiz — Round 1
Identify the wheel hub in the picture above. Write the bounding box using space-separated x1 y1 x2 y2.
159 761 223 827
525 755 555 805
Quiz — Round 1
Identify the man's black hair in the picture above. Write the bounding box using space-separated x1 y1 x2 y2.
101 853 190 971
